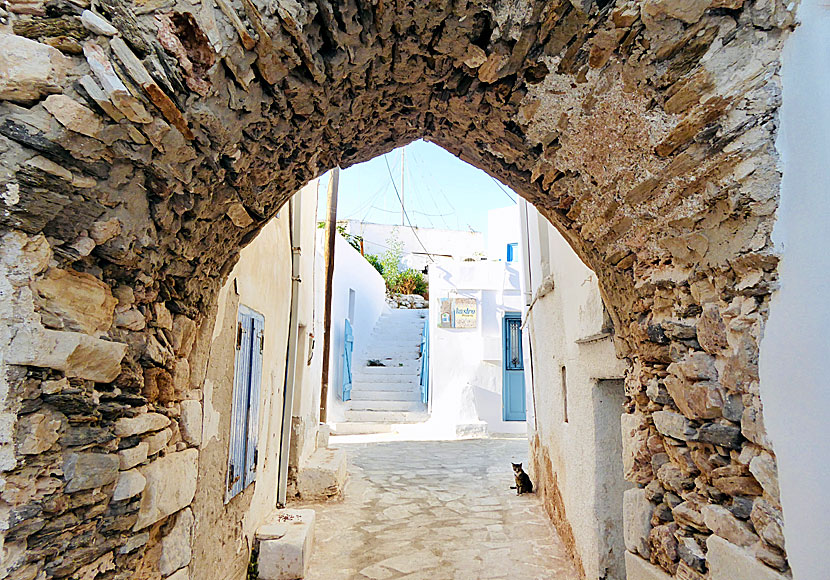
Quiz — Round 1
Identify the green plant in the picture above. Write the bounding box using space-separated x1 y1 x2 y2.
247 546 259 579
365 253 384 276
395 268 427 296
379 233 404 290
317 221 363 253
413 271 428 296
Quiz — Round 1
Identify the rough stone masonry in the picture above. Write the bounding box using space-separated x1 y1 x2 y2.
0 0 795 579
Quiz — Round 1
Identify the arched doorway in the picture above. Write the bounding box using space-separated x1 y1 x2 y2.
0 1 799 578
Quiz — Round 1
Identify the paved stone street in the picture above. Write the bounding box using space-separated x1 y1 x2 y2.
295 437 579 580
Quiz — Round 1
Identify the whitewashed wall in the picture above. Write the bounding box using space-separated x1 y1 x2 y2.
520 199 630 580
759 4 830 578
195 202 295 578
323 234 387 423
289 182 324 470
426 260 526 437
486 205 520 261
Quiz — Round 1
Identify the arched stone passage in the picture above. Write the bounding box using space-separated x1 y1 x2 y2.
0 0 796 578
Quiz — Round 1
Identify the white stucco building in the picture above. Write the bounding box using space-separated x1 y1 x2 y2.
420 206 527 437
518 199 631 580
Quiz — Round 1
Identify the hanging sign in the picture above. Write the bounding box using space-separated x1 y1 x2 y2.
438 297 478 329
453 298 477 328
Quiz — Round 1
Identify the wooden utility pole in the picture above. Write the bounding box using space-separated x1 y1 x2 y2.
319 167 340 424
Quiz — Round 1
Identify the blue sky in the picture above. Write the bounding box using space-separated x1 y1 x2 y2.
316 139 518 234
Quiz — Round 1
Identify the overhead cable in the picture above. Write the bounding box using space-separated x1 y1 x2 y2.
383 153 436 263
490 175 518 204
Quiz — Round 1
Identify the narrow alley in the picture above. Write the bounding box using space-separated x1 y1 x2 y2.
2 1 827 578
296 438 578 580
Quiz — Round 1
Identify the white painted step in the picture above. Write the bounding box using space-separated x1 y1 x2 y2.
355 362 421 373
295 448 347 500
256 509 315 579
369 328 425 338
344 409 429 423
363 347 421 355
370 329 422 334
330 422 394 435
354 371 420 380
364 339 421 346
350 389 421 401
353 378 419 387
370 327 424 335
361 358 420 365
352 380 418 389
352 368 421 377
362 357 420 363
348 400 424 412
352 381 421 393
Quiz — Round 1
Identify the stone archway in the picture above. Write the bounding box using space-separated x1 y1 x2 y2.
0 0 795 578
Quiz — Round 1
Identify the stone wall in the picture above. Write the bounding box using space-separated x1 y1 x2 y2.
0 0 798 578
0 229 202 579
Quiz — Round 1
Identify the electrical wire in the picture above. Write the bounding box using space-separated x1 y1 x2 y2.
370 206 453 218
408 148 462 229
490 174 518 204
405 155 448 229
338 165 394 221
384 153 436 263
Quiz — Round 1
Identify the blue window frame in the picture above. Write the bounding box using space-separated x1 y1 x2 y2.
506 243 518 262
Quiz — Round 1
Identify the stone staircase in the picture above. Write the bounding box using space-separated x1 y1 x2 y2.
342 308 428 427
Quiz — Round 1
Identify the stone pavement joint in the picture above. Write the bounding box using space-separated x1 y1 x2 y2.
293 438 579 580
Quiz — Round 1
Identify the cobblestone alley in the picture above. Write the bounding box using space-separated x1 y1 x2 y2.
295 438 579 580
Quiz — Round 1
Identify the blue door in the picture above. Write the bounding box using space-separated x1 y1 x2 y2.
342 319 354 401
503 313 526 421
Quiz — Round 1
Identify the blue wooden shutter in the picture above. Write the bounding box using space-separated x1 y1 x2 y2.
226 306 265 502
227 309 252 501
244 312 264 487
342 319 353 402
419 322 429 404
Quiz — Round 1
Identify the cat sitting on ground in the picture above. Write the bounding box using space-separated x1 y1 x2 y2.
510 462 533 495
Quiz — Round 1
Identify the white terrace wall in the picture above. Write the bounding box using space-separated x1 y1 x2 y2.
345 220 485 272
520 199 631 580
427 260 526 437
760 3 830 578
323 234 387 423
